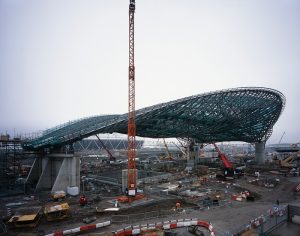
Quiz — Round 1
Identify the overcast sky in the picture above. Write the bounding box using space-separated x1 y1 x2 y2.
1 0 299 144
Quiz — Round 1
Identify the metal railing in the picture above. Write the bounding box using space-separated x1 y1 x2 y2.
111 209 178 224
228 205 288 236
0 220 7 233
111 199 231 224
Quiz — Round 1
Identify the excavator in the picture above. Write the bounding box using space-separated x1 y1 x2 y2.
213 143 235 180
280 151 299 168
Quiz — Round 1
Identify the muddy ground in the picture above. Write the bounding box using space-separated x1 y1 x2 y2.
1 174 300 236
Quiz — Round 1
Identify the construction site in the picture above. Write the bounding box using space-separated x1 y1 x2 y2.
1 0 300 236
1 134 300 236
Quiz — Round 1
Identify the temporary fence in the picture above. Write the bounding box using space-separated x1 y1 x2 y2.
43 203 300 236
227 205 288 236
44 220 111 236
111 200 232 224
288 204 300 222
111 209 177 224
43 218 217 236
113 218 216 236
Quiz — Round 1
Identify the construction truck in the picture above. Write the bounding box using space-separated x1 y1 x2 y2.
44 202 69 221
8 206 42 228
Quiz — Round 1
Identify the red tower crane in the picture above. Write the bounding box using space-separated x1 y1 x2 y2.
127 0 137 196
116 0 144 203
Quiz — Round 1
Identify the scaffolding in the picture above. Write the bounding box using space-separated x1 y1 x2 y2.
0 134 24 193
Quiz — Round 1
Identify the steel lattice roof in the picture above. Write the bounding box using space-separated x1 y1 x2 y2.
23 87 285 150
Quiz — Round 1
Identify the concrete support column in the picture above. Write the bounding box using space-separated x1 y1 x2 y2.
186 146 196 171
51 154 80 192
70 156 79 186
255 142 265 164
26 157 43 187
122 169 138 194
27 153 80 193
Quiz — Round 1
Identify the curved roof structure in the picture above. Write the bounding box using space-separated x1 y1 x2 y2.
23 87 285 150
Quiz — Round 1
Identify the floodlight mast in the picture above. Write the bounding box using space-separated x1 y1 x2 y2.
127 0 136 196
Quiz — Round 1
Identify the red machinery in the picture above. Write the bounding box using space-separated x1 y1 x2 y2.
127 0 137 197
213 143 234 179
213 143 233 169
117 0 144 203
79 195 88 206
95 134 116 162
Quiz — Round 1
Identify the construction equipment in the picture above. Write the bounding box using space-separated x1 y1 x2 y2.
51 190 66 201
117 193 144 203
8 206 42 228
213 143 235 179
95 134 116 162
280 151 299 168
116 0 143 202
127 0 140 199
162 138 173 160
44 202 69 221
79 195 88 206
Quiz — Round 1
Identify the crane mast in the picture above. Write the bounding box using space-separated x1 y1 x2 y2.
127 0 136 196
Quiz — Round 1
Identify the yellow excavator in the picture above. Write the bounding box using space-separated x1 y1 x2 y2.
280 151 299 168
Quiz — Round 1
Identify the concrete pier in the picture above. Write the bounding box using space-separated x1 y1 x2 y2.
26 153 80 193
122 169 137 193
186 144 197 170
255 142 266 164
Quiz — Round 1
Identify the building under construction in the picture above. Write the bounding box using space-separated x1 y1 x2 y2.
1 0 300 235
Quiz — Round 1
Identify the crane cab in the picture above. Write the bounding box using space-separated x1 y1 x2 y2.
129 0 135 11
